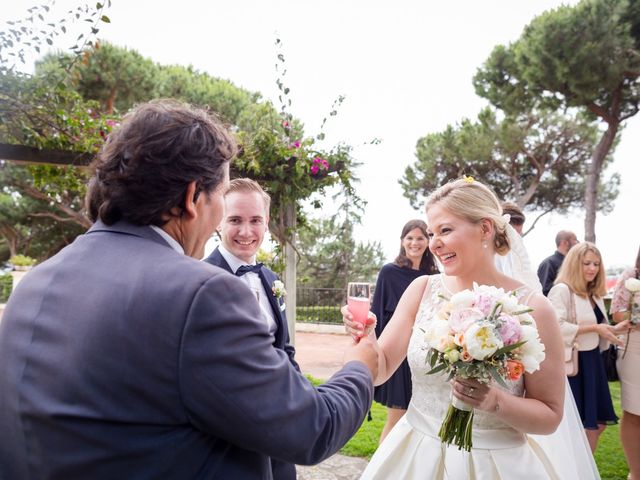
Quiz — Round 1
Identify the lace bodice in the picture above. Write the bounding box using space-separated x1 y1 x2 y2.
407 275 525 430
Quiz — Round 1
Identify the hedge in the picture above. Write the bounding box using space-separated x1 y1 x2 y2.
296 305 342 324
0 273 12 303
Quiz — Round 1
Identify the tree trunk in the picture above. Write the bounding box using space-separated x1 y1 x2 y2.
583 121 618 242
283 203 297 346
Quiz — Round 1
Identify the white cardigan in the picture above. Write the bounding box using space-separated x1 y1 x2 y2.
548 282 609 352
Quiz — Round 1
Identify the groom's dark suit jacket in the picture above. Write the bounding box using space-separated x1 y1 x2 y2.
0 220 373 480
204 247 299 480
204 247 298 371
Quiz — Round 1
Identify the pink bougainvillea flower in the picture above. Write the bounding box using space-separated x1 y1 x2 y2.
310 165 319 175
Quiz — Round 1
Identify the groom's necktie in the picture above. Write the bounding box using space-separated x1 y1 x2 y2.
235 263 263 277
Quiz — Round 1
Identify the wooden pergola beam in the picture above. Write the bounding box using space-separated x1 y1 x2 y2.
0 143 93 167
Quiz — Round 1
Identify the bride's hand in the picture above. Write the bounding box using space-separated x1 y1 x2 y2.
341 305 376 340
452 378 500 414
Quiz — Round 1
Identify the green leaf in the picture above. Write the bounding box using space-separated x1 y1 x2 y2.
493 340 526 357
489 367 508 388
427 363 448 375
101 15 110 23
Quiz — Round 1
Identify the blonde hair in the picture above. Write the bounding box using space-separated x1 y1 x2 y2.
554 242 607 298
425 178 510 255
225 178 271 213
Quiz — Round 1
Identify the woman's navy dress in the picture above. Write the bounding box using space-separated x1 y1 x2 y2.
372 263 429 409
568 304 618 429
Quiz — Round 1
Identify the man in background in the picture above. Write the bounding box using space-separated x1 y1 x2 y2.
537 230 579 296
205 177 297 479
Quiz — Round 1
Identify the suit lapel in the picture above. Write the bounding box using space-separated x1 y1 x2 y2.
204 247 233 274
258 269 286 348
206 249 286 346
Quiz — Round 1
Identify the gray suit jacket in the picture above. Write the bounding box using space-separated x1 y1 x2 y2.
0 220 373 479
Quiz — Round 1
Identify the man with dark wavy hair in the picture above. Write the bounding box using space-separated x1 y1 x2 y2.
0 99 378 479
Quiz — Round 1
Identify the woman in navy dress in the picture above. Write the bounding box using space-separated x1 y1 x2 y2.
548 242 627 453
372 219 438 442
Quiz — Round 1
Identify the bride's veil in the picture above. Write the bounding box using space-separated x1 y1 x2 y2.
501 223 600 479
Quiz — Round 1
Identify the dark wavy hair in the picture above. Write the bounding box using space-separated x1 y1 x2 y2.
394 219 439 274
86 99 237 226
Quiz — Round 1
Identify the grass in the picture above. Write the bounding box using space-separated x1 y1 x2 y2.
595 382 629 480
307 375 630 479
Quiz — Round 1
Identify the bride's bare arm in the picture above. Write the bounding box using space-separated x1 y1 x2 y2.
453 294 565 435
372 276 428 386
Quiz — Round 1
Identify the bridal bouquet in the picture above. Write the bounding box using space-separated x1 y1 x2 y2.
423 284 546 451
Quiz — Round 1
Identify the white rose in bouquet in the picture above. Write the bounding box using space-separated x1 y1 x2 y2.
624 277 640 293
519 324 546 373
423 319 450 352
450 289 475 308
464 322 503 360
500 294 521 314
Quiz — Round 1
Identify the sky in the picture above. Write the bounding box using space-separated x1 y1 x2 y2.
3 0 639 270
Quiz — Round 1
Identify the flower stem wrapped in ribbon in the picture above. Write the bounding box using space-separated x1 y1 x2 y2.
423 283 545 451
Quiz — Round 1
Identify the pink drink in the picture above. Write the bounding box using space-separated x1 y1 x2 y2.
347 296 371 326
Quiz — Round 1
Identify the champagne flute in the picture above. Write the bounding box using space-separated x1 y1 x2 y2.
347 282 371 327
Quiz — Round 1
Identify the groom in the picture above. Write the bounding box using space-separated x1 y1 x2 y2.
205 178 296 368
204 178 298 479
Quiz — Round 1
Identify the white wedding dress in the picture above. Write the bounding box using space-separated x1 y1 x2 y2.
361 274 599 480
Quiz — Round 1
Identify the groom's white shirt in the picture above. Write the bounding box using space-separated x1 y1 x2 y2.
218 245 277 336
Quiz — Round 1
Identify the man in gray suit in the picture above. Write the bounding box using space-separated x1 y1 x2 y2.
0 100 378 479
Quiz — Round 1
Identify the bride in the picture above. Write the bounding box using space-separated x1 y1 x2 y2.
345 177 599 479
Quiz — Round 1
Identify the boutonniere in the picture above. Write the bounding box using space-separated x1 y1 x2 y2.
272 280 286 299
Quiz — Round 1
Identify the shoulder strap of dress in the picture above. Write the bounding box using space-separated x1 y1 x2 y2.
420 273 439 305
522 288 536 306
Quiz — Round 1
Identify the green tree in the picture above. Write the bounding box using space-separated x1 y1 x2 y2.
401 108 620 233
0 163 86 260
155 63 260 126
297 215 385 304
36 43 262 123
473 0 640 241
0 2 113 260
42 42 158 114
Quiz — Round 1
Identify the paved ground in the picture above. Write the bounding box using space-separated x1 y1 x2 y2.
294 328 369 479
297 454 369 480
295 330 354 380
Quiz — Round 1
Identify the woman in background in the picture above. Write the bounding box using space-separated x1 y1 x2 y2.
548 242 626 453
610 245 640 480
372 219 438 442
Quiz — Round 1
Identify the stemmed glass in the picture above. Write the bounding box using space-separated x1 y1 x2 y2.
347 282 372 327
